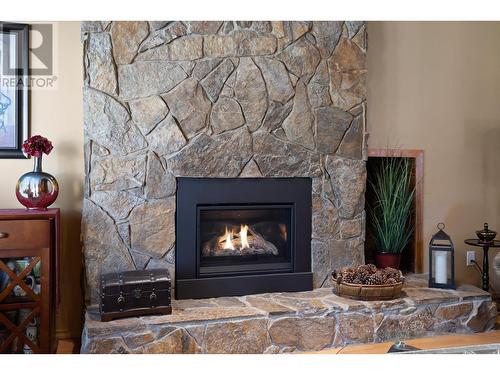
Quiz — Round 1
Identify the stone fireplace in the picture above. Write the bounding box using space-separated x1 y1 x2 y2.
81 21 368 304
79 21 498 354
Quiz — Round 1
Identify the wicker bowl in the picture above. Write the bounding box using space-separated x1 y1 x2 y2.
332 275 404 301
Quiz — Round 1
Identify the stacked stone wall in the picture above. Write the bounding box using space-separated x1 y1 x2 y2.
82 21 368 303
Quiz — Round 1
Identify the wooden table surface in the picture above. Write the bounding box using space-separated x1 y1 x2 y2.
311 330 500 354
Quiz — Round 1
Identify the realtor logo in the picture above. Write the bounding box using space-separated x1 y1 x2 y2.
1 22 57 89
30 23 53 76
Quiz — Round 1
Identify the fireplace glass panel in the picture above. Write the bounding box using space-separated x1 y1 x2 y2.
198 205 293 275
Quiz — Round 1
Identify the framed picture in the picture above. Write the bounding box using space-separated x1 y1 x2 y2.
0 22 29 159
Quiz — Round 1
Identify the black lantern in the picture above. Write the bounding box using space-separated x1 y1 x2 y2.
429 223 455 289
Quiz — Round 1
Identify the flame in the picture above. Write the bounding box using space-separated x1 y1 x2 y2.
219 225 252 251
222 227 235 250
240 225 250 249
279 224 287 242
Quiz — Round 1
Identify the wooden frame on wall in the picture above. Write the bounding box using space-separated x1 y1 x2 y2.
0 22 29 159
367 149 424 273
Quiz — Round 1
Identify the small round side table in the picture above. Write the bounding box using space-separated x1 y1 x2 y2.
464 239 500 291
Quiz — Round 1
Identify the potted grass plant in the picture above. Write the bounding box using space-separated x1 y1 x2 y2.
368 157 416 269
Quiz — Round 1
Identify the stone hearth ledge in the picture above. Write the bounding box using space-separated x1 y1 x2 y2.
81 276 497 353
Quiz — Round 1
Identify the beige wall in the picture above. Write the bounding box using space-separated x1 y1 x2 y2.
367 21 500 288
0 22 83 337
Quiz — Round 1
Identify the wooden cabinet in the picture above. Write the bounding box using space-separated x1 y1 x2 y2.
0 209 59 354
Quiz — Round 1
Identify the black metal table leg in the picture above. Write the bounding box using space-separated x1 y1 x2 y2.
464 238 499 293
482 245 489 291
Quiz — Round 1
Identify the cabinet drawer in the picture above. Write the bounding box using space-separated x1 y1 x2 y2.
0 220 50 249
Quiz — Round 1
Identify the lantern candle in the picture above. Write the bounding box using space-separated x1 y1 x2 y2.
429 223 455 289
434 251 447 284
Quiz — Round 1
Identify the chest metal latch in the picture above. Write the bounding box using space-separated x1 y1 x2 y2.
133 288 142 299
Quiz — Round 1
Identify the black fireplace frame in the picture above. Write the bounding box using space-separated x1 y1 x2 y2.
175 177 313 299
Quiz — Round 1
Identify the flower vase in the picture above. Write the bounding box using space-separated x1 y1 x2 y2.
16 156 59 210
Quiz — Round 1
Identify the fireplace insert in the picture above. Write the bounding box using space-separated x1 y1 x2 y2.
175 178 312 299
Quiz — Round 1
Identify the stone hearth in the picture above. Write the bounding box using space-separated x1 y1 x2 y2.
81 276 497 353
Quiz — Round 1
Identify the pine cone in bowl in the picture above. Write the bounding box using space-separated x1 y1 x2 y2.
331 264 405 301
333 264 404 286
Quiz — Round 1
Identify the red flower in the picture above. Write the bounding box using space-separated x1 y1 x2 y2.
22 135 54 157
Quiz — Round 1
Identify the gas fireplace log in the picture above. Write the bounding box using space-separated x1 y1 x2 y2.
202 225 279 257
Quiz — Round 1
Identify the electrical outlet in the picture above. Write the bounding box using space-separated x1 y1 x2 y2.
466 250 476 266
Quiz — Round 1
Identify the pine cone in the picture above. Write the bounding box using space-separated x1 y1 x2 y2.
358 272 370 284
365 276 376 285
340 266 354 275
383 267 401 282
358 264 375 275
386 277 397 284
384 266 399 275
367 272 384 285
352 277 363 285
367 264 378 274
342 273 356 284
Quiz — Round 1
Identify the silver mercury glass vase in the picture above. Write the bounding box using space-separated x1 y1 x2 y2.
15 156 59 210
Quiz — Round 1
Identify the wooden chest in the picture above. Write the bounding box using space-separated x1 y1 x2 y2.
99 269 172 322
